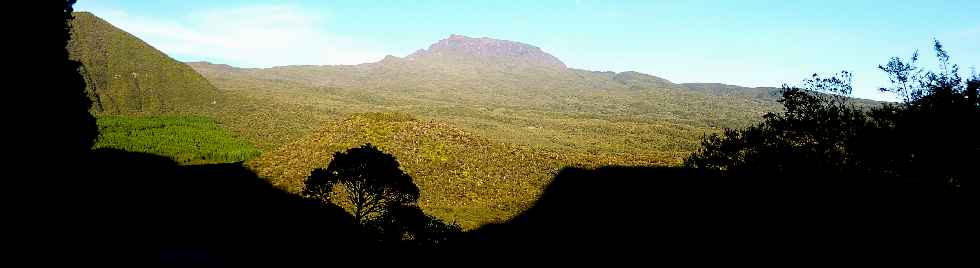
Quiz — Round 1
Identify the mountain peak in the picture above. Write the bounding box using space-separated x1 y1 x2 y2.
406 34 566 69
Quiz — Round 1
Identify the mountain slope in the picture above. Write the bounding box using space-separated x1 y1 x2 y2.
68 12 337 155
248 112 574 229
68 12 220 115
188 35 784 165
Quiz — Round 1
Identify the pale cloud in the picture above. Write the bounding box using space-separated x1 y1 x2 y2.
82 4 387 67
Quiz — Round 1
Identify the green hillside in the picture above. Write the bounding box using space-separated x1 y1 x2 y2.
68 12 221 116
248 112 583 229
188 44 781 166
68 12 334 156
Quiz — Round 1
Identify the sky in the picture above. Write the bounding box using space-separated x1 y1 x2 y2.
75 0 979 101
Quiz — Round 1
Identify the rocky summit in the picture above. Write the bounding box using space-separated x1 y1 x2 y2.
407 34 567 69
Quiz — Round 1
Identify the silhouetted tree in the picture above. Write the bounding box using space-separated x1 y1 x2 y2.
304 144 420 224
305 145 463 247
686 40 978 193
685 71 871 178
874 40 979 192
303 168 336 205
365 205 462 248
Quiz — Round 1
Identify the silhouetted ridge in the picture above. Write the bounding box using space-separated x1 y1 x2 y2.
83 149 368 265
464 166 962 256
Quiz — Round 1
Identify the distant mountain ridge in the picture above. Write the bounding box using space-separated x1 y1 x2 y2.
681 83 781 100
186 34 789 162
189 34 785 101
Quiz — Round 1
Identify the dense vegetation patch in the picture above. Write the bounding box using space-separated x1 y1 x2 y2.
94 116 262 164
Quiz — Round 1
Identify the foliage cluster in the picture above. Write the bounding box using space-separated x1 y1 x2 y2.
687 41 978 192
303 144 462 246
94 116 262 164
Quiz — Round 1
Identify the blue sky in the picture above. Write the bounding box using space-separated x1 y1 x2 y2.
76 0 979 101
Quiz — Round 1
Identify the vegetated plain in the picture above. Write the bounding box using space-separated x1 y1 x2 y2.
69 11 881 228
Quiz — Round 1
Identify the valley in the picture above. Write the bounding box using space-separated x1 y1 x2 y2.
35 1 973 261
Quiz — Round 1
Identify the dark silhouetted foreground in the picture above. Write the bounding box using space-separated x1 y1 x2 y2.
17 1 100 264
686 41 977 194
86 149 368 265
463 41 975 259
464 166 965 258
22 1 974 265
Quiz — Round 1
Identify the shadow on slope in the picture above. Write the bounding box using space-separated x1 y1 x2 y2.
84 149 368 266
466 166 963 256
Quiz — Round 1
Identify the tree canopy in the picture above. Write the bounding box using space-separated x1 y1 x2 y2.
686 40 979 194
304 144 420 224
